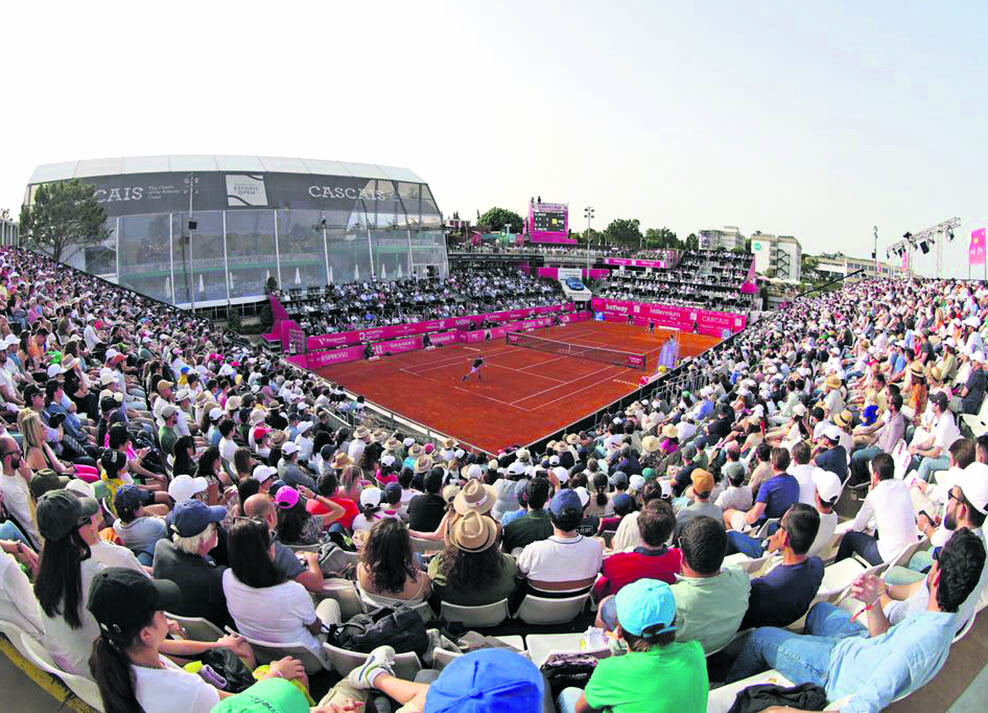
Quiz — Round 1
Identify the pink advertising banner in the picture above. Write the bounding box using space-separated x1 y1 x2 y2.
603 257 668 269
529 235 578 245
591 298 747 337
970 229 986 266
537 267 610 280
304 304 574 350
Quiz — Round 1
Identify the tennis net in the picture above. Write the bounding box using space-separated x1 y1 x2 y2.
505 331 648 370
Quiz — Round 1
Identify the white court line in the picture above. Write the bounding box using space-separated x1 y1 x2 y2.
510 362 621 406
533 365 629 410
484 361 566 384
452 384 529 410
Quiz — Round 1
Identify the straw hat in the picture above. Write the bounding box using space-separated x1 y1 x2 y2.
515 448 531 463
661 424 678 439
928 365 943 384
383 437 402 452
453 479 497 516
269 430 287 447
642 435 661 453
446 511 498 553
834 409 853 429
330 452 353 470
442 484 461 504
909 362 925 378
825 375 842 390
564 433 580 446
408 443 424 458
414 454 433 474
442 437 456 449
353 426 371 441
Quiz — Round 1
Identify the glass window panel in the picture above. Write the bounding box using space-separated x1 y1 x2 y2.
171 211 225 304
277 209 327 289
226 210 278 298
118 213 172 302
370 228 410 280
327 227 372 283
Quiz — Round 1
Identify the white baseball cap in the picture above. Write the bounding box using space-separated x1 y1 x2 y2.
811 468 842 503
253 465 278 483
168 475 209 503
360 487 383 509
824 425 842 442
629 474 646 491
955 462 988 514
282 441 299 455
208 407 224 421
573 486 590 507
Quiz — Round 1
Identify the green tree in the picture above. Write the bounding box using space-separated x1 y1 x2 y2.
603 218 643 247
19 178 111 263
684 232 699 250
477 207 524 234
644 226 681 249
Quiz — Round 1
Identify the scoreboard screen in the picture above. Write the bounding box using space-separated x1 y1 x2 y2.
532 209 567 234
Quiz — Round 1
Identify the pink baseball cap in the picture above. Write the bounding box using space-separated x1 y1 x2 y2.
274 486 300 509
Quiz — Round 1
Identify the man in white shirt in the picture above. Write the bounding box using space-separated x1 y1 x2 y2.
788 442 818 505
0 436 40 548
516 489 603 591
836 453 917 566
808 468 841 558
910 393 960 483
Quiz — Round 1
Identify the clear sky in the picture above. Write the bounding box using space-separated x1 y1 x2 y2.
2 0 986 278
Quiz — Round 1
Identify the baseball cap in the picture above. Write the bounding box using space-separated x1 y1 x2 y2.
955 462 988 514
252 426 270 442
610 471 629 489
812 468 842 503
691 469 714 494
615 578 677 637
725 462 746 484
611 492 635 514
208 407 224 421
167 499 227 537
29 469 70 499
87 567 181 633
572 486 590 507
629 474 645 492
384 481 403 504
282 441 299 456
168 474 209 503
424 648 543 713
36 489 99 541
548 489 582 516
360 487 383 509
274 486 301 509
824 425 842 442
160 404 178 419
253 464 278 483
114 485 144 514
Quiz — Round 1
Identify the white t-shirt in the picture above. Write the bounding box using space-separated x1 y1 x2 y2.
788 464 817 505
133 655 219 713
219 436 238 464
807 510 839 558
0 552 45 639
42 557 104 677
851 480 918 563
516 535 603 584
0 471 40 547
222 570 321 659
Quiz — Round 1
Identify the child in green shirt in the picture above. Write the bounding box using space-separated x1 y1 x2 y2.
557 578 709 713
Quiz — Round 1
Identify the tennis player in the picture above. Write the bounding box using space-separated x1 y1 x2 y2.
461 356 485 382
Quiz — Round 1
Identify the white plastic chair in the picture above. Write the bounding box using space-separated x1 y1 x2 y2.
357 588 433 623
439 599 510 629
323 642 422 679
318 579 367 620
225 627 326 674
515 592 590 626
164 612 225 642
13 627 105 711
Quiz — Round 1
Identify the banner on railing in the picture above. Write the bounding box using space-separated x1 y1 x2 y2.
589 298 746 336
602 257 668 269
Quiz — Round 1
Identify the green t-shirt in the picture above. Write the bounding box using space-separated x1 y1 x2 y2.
428 550 518 606
584 640 708 713
211 678 309 713
672 566 751 654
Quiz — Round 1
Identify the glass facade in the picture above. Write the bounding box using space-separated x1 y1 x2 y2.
26 168 445 307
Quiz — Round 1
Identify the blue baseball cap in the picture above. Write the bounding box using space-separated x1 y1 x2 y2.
548 488 582 516
610 471 629 489
424 649 543 713
167 499 227 537
615 578 678 637
114 484 143 513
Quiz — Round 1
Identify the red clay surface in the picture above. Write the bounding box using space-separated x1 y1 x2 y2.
316 322 721 454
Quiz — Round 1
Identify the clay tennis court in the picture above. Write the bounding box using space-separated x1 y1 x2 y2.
316 321 721 454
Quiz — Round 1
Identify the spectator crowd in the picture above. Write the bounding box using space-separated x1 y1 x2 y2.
0 243 986 713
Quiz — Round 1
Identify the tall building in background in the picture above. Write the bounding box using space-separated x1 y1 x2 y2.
750 233 802 282
23 156 445 308
698 226 746 251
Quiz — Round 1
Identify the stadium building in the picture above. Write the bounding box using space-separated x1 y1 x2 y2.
24 155 446 307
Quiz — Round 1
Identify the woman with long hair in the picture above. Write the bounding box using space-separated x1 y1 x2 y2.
87 567 305 713
274 486 344 545
33 489 103 676
222 518 340 672
232 446 253 483
428 512 516 606
170 435 197 477
357 518 430 603
18 409 98 481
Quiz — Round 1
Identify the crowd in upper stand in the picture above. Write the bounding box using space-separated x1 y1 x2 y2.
277 266 565 335
0 243 986 713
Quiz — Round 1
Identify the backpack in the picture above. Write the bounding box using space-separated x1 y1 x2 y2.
328 605 429 657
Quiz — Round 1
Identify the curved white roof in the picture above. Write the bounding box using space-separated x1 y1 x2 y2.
28 155 425 185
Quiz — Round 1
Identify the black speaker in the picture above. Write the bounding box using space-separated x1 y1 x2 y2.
920 241 930 254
